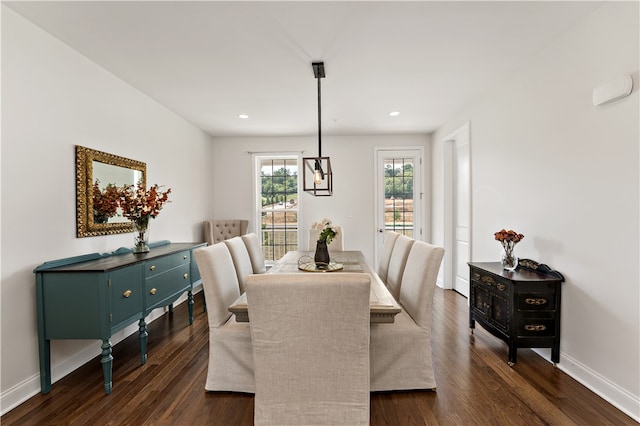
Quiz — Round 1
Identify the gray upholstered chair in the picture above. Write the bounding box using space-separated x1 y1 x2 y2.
241 233 267 274
246 273 371 426
193 243 254 393
385 234 415 301
377 230 400 284
223 236 254 294
370 240 445 392
203 219 248 246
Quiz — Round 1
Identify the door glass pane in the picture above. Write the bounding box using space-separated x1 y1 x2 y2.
384 158 414 237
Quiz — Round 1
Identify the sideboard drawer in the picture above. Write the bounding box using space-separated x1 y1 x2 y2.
517 293 555 312
471 270 511 295
145 251 190 278
517 318 556 337
145 263 191 309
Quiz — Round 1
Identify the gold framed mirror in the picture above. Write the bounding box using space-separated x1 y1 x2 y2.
76 145 146 237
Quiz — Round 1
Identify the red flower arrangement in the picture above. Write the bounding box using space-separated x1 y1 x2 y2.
494 229 524 270
119 181 172 227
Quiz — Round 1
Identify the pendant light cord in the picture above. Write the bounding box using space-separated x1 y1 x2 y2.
317 74 322 158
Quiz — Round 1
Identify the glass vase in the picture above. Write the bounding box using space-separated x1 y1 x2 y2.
501 247 518 271
314 240 330 269
133 218 150 253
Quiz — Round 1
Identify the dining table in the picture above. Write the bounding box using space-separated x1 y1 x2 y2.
228 250 402 323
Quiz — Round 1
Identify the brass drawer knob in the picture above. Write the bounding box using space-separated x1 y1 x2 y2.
149 288 157 295
149 265 156 271
183 273 189 279
123 290 132 298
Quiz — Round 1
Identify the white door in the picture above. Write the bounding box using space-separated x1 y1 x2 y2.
453 137 470 297
443 123 471 297
374 149 423 270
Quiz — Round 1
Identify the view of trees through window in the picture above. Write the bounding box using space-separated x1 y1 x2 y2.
384 158 414 237
258 157 299 262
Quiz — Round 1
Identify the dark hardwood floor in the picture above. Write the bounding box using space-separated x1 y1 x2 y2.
3 288 635 425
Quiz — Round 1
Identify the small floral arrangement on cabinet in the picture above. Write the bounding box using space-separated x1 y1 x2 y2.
312 218 339 245
119 181 171 253
494 228 524 270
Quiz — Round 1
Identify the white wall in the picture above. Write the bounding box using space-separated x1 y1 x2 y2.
432 2 639 419
0 7 214 413
210 134 430 264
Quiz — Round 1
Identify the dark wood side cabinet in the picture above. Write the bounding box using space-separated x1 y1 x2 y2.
34 241 205 395
468 260 564 365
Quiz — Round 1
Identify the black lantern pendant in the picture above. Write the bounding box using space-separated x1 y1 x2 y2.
303 62 333 196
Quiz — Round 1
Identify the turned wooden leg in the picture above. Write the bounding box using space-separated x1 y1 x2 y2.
100 340 113 395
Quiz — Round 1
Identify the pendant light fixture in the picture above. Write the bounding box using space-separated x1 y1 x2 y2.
303 62 333 196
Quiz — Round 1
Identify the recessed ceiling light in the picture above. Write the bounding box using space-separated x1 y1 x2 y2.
238 114 249 119
389 111 400 117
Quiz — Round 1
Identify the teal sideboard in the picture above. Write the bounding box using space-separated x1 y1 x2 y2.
34 241 205 395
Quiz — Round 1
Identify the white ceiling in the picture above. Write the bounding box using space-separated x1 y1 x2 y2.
5 1 603 137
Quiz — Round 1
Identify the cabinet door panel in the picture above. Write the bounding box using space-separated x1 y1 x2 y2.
43 273 105 339
110 264 143 327
489 293 509 333
471 282 489 320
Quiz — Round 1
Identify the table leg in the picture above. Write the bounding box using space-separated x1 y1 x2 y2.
100 340 113 395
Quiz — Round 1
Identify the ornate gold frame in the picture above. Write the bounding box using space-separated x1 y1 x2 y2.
76 145 146 238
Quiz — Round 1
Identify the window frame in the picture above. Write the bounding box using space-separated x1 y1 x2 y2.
252 153 302 265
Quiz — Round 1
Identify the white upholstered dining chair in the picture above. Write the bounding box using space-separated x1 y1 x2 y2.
193 243 255 393
241 232 267 274
223 236 254 294
377 230 400 284
385 233 415 301
245 273 371 426
370 240 445 392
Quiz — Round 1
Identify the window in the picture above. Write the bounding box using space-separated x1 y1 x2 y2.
254 155 300 263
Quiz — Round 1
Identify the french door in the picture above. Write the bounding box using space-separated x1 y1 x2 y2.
374 148 423 269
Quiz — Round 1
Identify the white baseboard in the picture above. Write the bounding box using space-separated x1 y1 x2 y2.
0 289 201 416
533 348 640 422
